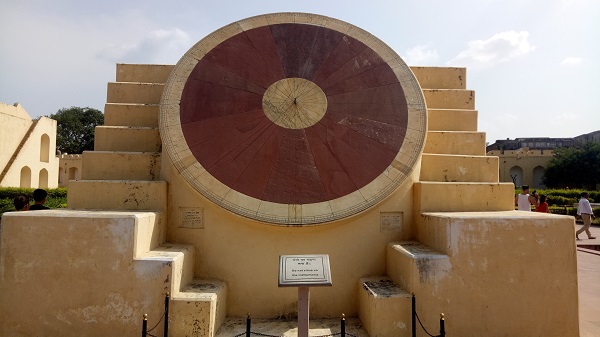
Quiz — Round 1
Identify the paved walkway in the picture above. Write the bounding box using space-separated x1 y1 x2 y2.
575 223 600 337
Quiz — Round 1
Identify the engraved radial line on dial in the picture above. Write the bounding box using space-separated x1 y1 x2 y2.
262 78 327 130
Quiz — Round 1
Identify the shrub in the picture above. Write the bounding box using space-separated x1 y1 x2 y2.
0 187 67 217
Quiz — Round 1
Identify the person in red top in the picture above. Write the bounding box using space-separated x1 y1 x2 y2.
536 195 550 213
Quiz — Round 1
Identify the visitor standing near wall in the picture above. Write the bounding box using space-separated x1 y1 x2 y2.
536 195 550 213
29 189 49 210
576 192 596 240
515 185 538 211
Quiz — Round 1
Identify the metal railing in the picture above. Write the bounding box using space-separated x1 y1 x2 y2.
142 292 170 337
412 294 445 337
233 314 357 337
141 292 446 337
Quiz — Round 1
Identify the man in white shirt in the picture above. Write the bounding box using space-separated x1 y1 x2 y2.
576 192 596 240
515 185 538 211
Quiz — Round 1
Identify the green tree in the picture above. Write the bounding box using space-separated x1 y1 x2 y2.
48 107 103 154
543 143 600 189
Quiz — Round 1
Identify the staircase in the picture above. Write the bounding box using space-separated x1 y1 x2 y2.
0 119 39 184
67 64 227 337
358 67 517 337
61 64 576 337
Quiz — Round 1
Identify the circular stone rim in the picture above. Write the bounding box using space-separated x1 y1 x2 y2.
159 12 427 225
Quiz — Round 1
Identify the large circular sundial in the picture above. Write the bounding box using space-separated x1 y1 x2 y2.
160 13 427 225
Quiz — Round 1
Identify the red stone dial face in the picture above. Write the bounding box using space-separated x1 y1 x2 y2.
180 23 407 205
161 13 426 225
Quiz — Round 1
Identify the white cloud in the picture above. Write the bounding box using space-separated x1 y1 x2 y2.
96 28 192 64
561 57 582 66
402 44 439 66
447 31 535 69
549 112 578 124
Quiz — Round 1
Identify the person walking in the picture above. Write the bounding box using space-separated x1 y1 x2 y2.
576 192 596 240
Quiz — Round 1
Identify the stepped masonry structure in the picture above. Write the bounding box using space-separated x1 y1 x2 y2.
0 13 579 337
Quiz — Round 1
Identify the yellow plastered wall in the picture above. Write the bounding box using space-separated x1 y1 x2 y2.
0 102 59 188
161 156 420 318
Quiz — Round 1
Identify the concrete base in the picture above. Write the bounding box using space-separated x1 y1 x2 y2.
402 211 580 337
358 276 411 337
170 279 228 337
0 210 170 336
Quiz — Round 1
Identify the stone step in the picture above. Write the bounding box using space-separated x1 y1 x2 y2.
104 103 159 127
94 126 161 152
116 64 173 83
414 181 515 213
81 151 161 181
420 154 499 183
133 211 167 258
428 109 477 132
170 279 228 337
415 210 578 255
68 180 167 211
424 131 486 156
107 82 165 104
137 243 195 296
410 66 466 90
386 241 450 295
422 89 474 109
358 276 411 337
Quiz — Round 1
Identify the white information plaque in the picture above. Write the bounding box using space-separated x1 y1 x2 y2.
278 254 332 287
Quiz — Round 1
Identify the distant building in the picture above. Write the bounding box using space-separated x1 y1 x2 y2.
487 130 600 188
0 102 59 188
486 137 575 152
574 130 600 144
58 154 82 187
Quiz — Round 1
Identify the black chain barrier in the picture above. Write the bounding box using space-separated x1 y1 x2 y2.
412 293 446 337
141 292 445 337
142 292 170 337
234 314 358 337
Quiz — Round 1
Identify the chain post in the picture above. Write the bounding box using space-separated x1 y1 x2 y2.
411 293 416 337
246 313 251 337
439 313 445 337
142 314 148 337
164 292 170 337
341 313 345 337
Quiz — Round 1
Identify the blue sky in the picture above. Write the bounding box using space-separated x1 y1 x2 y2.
1 0 598 143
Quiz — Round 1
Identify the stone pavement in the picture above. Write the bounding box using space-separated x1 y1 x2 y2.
575 223 600 337
215 317 368 337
